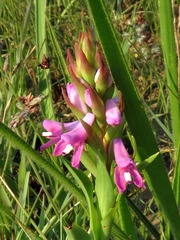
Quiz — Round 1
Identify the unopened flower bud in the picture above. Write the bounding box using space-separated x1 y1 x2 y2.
79 30 96 66
75 44 96 86
94 67 113 97
105 97 121 126
85 87 106 127
66 49 80 79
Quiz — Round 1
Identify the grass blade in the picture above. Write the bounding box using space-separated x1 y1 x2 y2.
159 0 180 149
159 0 180 215
46 19 70 84
35 0 54 119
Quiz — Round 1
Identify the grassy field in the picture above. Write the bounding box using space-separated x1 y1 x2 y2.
0 0 180 239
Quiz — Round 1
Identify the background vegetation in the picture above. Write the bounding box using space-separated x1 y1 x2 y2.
0 0 180 239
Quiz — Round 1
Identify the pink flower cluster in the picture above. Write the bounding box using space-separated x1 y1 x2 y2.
41 30 145 193
41 113 95 169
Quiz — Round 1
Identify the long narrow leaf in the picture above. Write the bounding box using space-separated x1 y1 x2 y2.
126 196 160 240
63 159 99 240
159 0 180 148
159 0 180 213
35 0 54 119
46 19 70 84
84 0 180 238
118 195 138 240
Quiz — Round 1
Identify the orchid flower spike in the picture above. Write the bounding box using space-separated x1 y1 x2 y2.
113 138 145 193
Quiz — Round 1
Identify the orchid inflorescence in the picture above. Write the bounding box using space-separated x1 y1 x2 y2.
41 29 145 193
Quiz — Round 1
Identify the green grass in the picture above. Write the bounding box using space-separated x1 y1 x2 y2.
0 0 180 239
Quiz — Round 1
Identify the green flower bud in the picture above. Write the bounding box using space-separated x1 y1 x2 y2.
75 43 96 86
79 29 96 66
94 67 112 97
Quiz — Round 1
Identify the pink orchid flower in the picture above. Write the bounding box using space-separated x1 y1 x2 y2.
40 113 95 169
113 139 145 193
105 97 121 126
67 83 88 114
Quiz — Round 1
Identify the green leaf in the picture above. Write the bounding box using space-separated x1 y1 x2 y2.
95 160 115 220
159 0 180 148
95 160 115 239
126 196 160 240
84 0 180 238
35 0 54 119
111 223 131 240
159 1 180 235
62 159 100 240
100 208 116 240
81 150 97 177
0 199 13 232
173 143 180 206
0 201 43 240
46 18 70 83
118 195 138 240
16 220 44 240
137 152 159 172
64 223 92 240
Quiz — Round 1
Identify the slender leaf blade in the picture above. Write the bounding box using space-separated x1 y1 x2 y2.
84 0 180 238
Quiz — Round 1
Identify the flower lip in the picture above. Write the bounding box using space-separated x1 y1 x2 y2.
124 172 132 183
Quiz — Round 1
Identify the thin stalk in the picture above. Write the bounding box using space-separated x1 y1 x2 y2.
35 0 55 119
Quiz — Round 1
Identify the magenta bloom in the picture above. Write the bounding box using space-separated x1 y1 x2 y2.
67 83 88 114
113 139 145 193
40 113 95 169
105 97 121 126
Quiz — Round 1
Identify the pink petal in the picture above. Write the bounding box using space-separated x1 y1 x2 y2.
61 112 95 145
64 120 81 132
67 83 87 113
113 139 131 167
53 113 95 157
130 167 145 189
40 138 60 151
114 166 126 193
85 88 92 107
43 120 62 134
105 98 121 126
71 142 85 169
54 139 68 156
43 119 79 135
61 127 86 148
82 112 95 126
